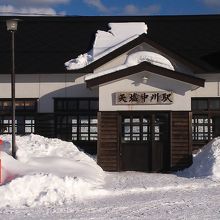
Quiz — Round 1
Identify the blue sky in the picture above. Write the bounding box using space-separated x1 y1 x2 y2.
0 0 220 16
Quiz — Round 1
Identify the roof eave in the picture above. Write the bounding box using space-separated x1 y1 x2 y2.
86 61 205 88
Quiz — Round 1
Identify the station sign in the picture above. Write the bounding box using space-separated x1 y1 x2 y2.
115 91 173 105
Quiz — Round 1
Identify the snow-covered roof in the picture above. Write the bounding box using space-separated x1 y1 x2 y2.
85 51 174 81
65 22 148 70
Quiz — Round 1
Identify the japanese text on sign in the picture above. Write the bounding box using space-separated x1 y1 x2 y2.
115 91 173 105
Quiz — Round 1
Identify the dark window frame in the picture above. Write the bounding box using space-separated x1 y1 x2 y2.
0 98 38 112
192 97 220 142
54 98 98 142
121 112 169 144
192 97 220 111
0 98 37 135
121 115 151 143
192 114 213 141
54 98 98 113
0 114 36 135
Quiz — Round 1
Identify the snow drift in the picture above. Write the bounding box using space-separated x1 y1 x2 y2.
179 137 220 179
1 134 220 208
0 134 105 207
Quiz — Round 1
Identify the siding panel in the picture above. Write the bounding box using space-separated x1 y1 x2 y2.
171 111 192 170
97 111 119 171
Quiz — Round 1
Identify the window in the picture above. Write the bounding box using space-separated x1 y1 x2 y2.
192 98 220 111
209 99 220 110
90 100 99 110
56 115 98 141
90 117 98 140
192 99 208 111
154 117 161 141
79 116 89 140
0 115 35 134
122 114 168 143
0 99 37 112
0 100 11 111
192 98 220 142
54 98 98 112
122 116 151 142
54 98 98 142
0 99 37 135
24 117 35 133
192 115 213 141
72 117 78 140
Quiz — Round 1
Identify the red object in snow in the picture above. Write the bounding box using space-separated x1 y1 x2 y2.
0 140 1 184
0 159 1 184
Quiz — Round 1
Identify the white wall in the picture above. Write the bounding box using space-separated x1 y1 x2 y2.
191 73 220 97
99 71 192 111
99 71 220 112
0 73 98 113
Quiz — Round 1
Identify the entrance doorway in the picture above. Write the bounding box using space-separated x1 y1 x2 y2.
120 112 170 172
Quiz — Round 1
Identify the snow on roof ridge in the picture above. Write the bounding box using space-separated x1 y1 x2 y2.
65 22 148 70
85 51 174 81
93 34 140 61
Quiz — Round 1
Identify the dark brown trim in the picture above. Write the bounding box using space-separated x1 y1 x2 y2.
189 111 192 157
170 111 173 169
170 111 192 170
97 111 119 171
70 34 206 74
86 61 205 88
117 113 121 171
97 111 101 165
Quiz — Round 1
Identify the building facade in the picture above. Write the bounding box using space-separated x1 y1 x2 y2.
0 15 220 172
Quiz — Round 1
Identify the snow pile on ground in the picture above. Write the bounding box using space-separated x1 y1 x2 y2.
1 172 220 220
179 137 220 179
0 134 105 208
65 22 147 70
2 134 220 210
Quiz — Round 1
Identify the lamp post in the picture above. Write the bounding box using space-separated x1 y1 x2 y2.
6 19 19 159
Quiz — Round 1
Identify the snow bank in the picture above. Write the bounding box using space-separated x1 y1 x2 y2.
0 134 105 208
179 137 220 179
65 22 147 70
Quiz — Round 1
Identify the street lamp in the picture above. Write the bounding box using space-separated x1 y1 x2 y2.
6 19 19 159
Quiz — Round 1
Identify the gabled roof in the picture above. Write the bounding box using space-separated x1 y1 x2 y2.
85 61 205 88
0 15 220 74
71 33 206 74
